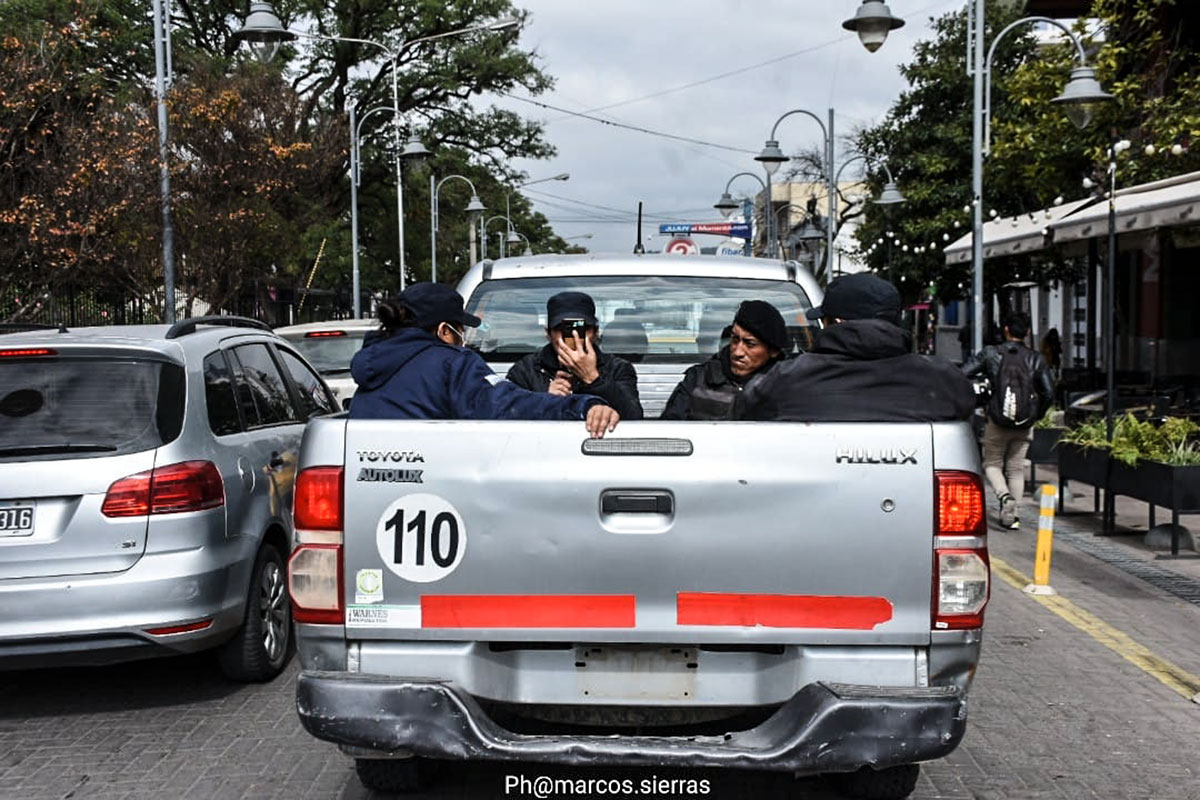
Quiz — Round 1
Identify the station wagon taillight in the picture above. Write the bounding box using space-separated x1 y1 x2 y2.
101 461 225 517
933 470 989 629
290 466 345 624
304 330 346 338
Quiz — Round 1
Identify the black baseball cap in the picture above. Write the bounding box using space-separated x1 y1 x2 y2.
547 291 598 328
399 282 481 329
806 273 902 324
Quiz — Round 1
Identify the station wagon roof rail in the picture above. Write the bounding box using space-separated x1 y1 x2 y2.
165 316 272 340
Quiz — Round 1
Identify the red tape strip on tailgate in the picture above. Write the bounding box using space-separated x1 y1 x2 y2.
422 595 636 628
676 593 893 629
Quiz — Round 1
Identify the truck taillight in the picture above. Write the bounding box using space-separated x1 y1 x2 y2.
102 461 224 517
291 466 344 624
295 467 343 530
288 544 343 624
933 470 989 629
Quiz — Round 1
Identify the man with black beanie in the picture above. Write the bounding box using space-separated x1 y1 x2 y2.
737 273 974 422
661 300 789 420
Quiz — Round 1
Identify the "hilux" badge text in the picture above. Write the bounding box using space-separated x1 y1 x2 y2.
836 448 918 465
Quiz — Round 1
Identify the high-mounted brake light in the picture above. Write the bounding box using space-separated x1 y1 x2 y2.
933 470 989 629
0 348 57 357
304 330 347 338
295 467 344 530
102 461 225 517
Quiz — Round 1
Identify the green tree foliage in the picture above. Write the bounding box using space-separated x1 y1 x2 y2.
853 1 1200 306
993 0 1200 191
1 0 566 323
173 0 562 294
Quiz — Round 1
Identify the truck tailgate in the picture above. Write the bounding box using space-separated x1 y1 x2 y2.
340 421 934 646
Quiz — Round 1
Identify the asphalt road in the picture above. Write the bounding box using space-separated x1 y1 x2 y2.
3 519 1199 799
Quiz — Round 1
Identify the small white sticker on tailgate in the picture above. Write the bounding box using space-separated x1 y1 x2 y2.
374 493 466 583
346 605 421 628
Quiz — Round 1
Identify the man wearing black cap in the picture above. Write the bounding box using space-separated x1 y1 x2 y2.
661 300 789 420
737 273 974 422
349 283 620 438
507 291 643 420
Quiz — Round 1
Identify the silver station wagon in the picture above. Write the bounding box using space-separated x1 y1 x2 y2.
0 317 337 681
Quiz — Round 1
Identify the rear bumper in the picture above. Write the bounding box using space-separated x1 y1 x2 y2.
0 546 247 669
297 672 967 774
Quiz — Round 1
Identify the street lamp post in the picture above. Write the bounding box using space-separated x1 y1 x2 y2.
151 0 176 322
507 230 534 257
714 172 767 254
755 109 835 271
234 3 517 293
506 172 569 247
349 106 419 317
481 215 514 259
431 174 486 282
967 7 1110 354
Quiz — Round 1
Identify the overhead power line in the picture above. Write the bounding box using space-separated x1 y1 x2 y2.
499 93 757 155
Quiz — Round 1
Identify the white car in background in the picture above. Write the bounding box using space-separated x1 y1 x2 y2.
275 318 378 410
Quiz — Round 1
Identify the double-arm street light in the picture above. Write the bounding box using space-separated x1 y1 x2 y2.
714 172 767 254
968 10 1111 352
234 2 518 294
431 175 485 282
755 109 835 270
348 106 429 318
845 2 1110 353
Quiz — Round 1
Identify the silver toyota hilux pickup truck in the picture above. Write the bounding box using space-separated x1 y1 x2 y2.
287 255 988 799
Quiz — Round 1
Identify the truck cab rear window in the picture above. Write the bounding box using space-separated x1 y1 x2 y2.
0 357 184 460
463 275 816 363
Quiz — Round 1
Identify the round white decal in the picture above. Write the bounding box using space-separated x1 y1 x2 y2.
374 493 467 582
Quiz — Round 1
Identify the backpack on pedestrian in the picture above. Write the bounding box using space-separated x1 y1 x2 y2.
987 344 1037 428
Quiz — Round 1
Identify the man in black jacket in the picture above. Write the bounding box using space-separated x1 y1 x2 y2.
737 273 975 423
506 291 643 420
660 300 788 420
962 312 1055 529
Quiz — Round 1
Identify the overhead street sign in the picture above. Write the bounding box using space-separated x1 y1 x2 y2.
659 222 752 239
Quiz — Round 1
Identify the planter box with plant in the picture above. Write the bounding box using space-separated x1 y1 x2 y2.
1060 415 1200 554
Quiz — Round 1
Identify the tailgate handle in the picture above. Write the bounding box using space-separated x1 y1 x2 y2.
601 490 673 515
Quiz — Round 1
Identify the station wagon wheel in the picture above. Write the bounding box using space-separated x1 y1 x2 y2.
218 543 292 682
260 557 288 662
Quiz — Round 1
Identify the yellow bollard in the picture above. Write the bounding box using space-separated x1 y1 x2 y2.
1024 484 1058 596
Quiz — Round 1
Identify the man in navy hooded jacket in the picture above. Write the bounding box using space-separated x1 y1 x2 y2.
348 282 620 438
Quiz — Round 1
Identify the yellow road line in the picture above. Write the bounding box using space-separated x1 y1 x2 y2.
991 557 1200 702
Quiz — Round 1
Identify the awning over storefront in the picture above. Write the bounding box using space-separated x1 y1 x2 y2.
943 198 1095 265
1050 171 1200 244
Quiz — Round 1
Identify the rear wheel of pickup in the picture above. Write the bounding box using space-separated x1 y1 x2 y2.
355 757 441 793
218 543 292 682
826 763 920 800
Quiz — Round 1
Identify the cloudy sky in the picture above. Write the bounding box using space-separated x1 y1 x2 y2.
492 0 965 254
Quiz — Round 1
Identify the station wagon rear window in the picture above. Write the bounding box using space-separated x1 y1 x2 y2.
0 356 185 461
463 275 816 362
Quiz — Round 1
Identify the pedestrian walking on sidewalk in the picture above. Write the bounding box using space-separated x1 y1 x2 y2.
962 312 1055 529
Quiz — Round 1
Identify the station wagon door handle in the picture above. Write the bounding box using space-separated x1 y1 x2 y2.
600 490 673 515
